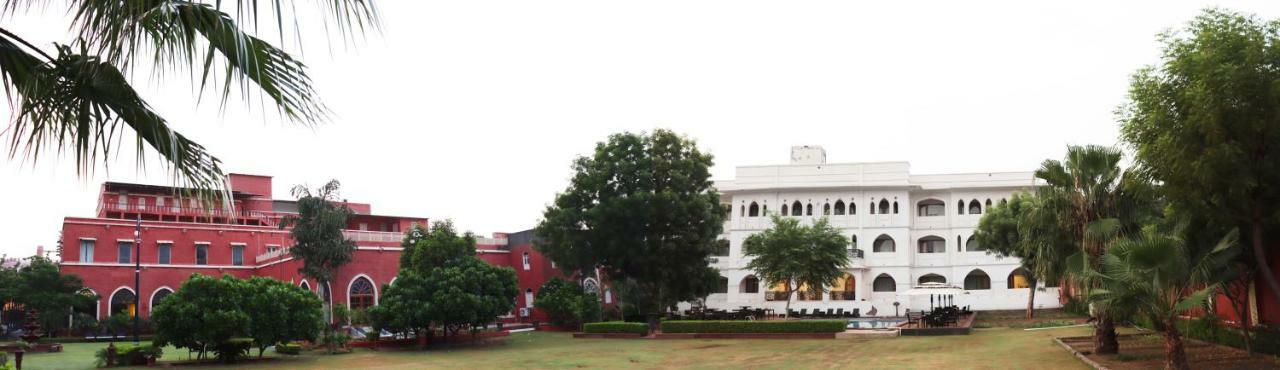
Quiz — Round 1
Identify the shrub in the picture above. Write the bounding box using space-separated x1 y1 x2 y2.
93 343 162 367
274 342 304 355
214 338 253 363
661 320 847 333
583 321 648 335
1062 297 1088 317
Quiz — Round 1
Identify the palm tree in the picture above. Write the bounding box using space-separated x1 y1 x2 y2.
1087 228 1240 370
975 193 1074 319
0 1 378 195
1034 145 1157 354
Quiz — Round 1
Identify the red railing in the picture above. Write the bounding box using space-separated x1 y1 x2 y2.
98 201 282 227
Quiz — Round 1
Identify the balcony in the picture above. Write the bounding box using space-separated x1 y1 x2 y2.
255 247 290 263
98 201 281 227
343 230 406 243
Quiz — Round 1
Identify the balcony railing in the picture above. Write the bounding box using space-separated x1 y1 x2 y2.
343 230 406 243
98 201 281 226
256 248 289 263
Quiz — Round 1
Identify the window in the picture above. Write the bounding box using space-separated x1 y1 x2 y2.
359 223 368 231
300 280 311 292
231 245 244 266
869 202 875 214
797 283 821 301
748 202 759 217
349 276 376 310
714 276 729 294
713 240 730 257
110 288 137 317
822 203 831 215
740 275 760 294
917 199 945 217
966 236 984 252
171 197 180 212
525 289 534 308
195 244 208 265
79 240 94 263
766 281 788 301
850 235 858 249
833 200 846 215
873 235 896 253
151 288 173 311
1000 198 1008 207
117 242 132 264
605 290 613 304
805 203 813 216
968 199 982 215
873 274 896 292
791 201 802 216
781 204 788 215
117 194 128 209
739 205 745 217
958 200 965 215
156 197 165 210
918 274 946 285
893 201 899 214
157 243 171 264
964 270 991 290
878 199 890 214
829 273 855 300
917 236 945 253
762 204 768 215
522 252 531 270
137 196 147 211
986 199 993 208
1008 269 1032 289
849 202 856 215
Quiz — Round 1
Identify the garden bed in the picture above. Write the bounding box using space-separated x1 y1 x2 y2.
1056 333 1280 370
572 333 646 339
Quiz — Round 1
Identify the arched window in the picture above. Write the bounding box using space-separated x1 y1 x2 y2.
830 273 855 300
822 203 831 215
849 202 856 215
766 281 788 301
850 235 858 249
917 236 945 253
893 201 899 214
918 274 946 285
968 199 982 215
349 276 377 310
805 203 813 216
1000 198 1008 207
873 235 896 252
986 199 993 208
321 282 332 305
300 280 311 292
109 287 137 317
797 282 822 301
714 276 729 294
781 204 789 215
149 288 174 312
958 200 965 215
762 204 768 215
791 201 802 216
1008 268 1032 289
522 252 531 270
740 205 745 217
740 275 760 294
869 202 875 214
748 202 760 217
873 274 897 292
76 289 100 320
878 199 890 214
833 200 846 215
966 235 984 252
964 270 991 290
917 199 945 217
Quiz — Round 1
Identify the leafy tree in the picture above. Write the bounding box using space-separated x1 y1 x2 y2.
242 276 323 358
534 278 600 328
427 258 519 338
1033 145 1158 354
152 274 250 361
1086 227 1240 370
1119 8 1280 312
976 193 1074 319
280 179 355 335
742 215 850 318
0 1 378 192
13 256 94 337
368 273 433 347
536 129 725 331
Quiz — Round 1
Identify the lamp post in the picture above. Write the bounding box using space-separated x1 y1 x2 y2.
133 215 141 345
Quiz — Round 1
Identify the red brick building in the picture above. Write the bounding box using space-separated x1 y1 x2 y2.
59 174 565 324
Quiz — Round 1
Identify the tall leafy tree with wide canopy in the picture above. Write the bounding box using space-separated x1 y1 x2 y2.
975 193 1074 319
279 178 354 352
536 129 725 331
0 1 378 194
1119 8 1280 312
742 215 850 318
1034 144 1158 354
12 256 95 337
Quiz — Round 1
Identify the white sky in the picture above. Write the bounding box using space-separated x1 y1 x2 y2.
3 1 1279 258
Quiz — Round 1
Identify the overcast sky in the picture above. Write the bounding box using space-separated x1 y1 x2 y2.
3 1 1279 258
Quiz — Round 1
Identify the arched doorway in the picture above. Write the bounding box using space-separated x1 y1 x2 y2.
829 273 855 300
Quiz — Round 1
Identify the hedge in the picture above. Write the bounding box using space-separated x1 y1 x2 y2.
661 320 847 333
583 321 649 335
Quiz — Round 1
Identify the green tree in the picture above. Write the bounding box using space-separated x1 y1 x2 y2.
242 276 323 358
14 256 94 337
1086 227 1240 370
1033 144 1158 354
1119 8 1280 312
742 215 850 318
280 179 355 337
427 258 518 338
975 193 1074 319
0 1 378 193
534 278 602 328
536 129 725 331
151 274 250 361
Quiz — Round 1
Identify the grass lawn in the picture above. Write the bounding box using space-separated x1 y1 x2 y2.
16 325 1094 369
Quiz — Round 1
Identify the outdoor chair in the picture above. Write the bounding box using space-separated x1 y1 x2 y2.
835 308 845 317
851 308 860 318
799 308 809 318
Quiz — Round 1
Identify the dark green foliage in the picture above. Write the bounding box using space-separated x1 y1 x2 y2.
742 216 850 316
94 343 162 367
8 256 95 337
151 274 322 361
274 342 304 355
214 338 253 363
582 321 648 335
660 320 847 333
534 279 599 328
536 130 726 324
281 180 356 287
242 276 324 357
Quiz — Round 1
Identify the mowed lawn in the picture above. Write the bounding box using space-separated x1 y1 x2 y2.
19 326 1092 370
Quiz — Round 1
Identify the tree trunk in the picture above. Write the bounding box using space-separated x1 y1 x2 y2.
1249 211 1280 312
1094 314 1119 354
783 282 794 319
1164 318 1190 370
1026 277 1037 320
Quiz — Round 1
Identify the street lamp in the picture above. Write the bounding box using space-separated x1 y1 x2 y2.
133 215 141 345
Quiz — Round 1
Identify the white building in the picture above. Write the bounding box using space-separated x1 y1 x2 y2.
705 146 1061 315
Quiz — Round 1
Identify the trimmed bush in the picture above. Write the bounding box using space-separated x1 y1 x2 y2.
93 343 163 367
661 320 847 333
274 342 303 355
583 321 648 335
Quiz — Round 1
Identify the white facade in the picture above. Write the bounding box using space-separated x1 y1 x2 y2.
704 146 1061 315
